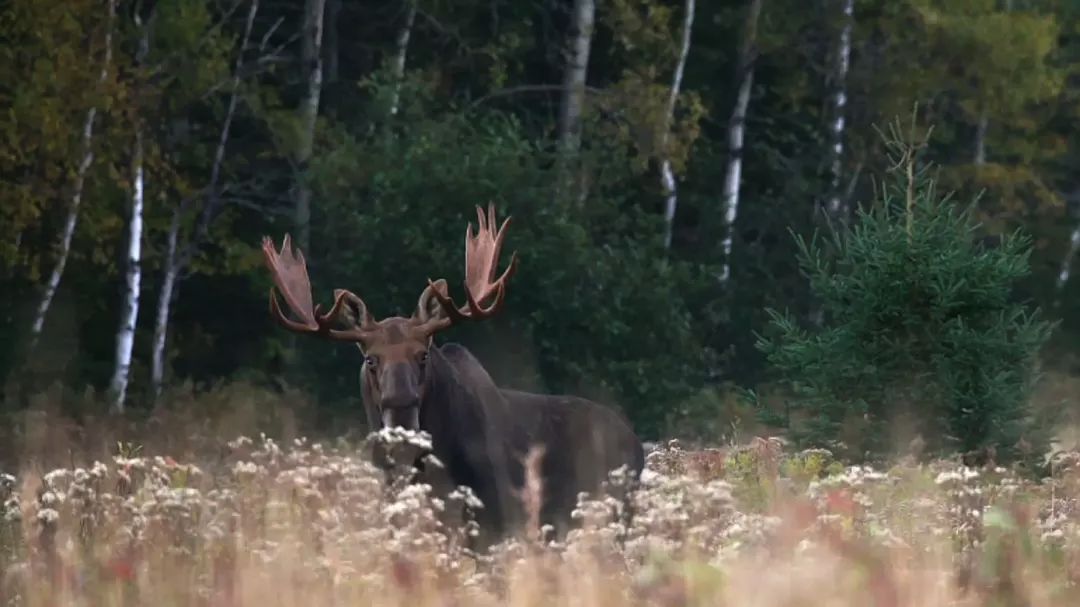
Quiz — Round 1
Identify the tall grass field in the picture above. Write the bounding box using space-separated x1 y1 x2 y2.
2 383 1080 606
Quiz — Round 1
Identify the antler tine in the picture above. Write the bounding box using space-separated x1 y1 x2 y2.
315 287 375 341
263 235 318 332
262 234 374 342
426 204 519 328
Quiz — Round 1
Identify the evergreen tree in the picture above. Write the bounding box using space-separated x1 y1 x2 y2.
755 120 1055 464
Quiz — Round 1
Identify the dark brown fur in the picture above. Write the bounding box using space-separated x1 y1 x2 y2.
363 341 644 545
430 343 644 541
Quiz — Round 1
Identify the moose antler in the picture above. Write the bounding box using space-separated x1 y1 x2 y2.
424 203 519 328
261 235 375 341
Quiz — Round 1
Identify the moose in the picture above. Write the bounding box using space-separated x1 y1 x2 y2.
261 205 644 545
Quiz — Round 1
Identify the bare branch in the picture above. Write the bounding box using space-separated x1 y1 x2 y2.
178 0 261 269
469 84 605 109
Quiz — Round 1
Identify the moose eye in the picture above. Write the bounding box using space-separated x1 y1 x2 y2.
365 355 378 368
418 352 429 366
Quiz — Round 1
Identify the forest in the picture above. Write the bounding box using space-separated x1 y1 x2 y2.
2 0 1080 459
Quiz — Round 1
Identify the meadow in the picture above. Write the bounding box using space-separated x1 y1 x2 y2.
2 383 1080 607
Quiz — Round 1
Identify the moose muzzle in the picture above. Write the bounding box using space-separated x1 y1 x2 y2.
379 366 422 430
381 401 420 430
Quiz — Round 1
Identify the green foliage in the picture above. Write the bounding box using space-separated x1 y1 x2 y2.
723 446 775 512
288 105 707 438
914 0 1063 124
0 0 110 276
756 125 1055 463
593 0 707 176
781 448 843 490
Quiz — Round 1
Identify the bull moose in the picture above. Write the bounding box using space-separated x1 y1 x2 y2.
261 205 644 544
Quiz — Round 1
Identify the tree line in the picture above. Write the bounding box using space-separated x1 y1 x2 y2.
1 0 1078 448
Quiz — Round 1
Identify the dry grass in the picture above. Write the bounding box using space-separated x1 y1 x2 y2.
2 414 1080 607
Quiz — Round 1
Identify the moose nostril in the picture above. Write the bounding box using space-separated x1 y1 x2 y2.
381 393 419 411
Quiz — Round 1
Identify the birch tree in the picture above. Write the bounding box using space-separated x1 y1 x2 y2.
28 0 117 353
555 0 595 205
108 7 155 413
109 130 144 413
1056 189 1080 301
150 0 260 398
389 0 418 117
824 0 853 222
1058 224 1080 297
973 110 988 166
659 0 695 250
295 0 327 252
718 0 764 285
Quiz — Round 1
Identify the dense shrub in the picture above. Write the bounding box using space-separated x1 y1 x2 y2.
273 109 710 438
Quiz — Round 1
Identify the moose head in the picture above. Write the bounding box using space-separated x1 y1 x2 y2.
261 204 519 431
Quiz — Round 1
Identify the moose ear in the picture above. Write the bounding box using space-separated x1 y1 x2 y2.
333 289 373 329
416 279 449 322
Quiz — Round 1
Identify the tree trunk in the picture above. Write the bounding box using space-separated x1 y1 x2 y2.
660 0 696 250
1057 224 1080 295
295 0 327 252
824 0 853 222
1057 192 1080 301
109 127 145 414
150 0 259 399
151 209 181 398
811 0 853 328
29 0 116 353
973 109 988 166
108 7 155 414
555 0 595 205
718 0 763 286
389 0 418 116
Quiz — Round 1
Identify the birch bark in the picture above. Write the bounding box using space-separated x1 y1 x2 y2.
295 0 327 252
1057 225 1080 294
108 6 155 413
718 0 763 285
389 0 418 116
973 110 988 166
108 127 145 414
824 0 853 222
555 0 595 205
660 0 696 250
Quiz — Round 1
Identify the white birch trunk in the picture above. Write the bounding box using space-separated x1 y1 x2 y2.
555 0 595 204
296 0 327 252
108 128 145 413
1057 222 1080 294
150 0 259 399
718 0 763 286
557 0 595 153
108 9 154 413
29 0 116 352
660 0 696 250
825 0 853 220
151 209 181 398
389 0 418 116
974 110 988 166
